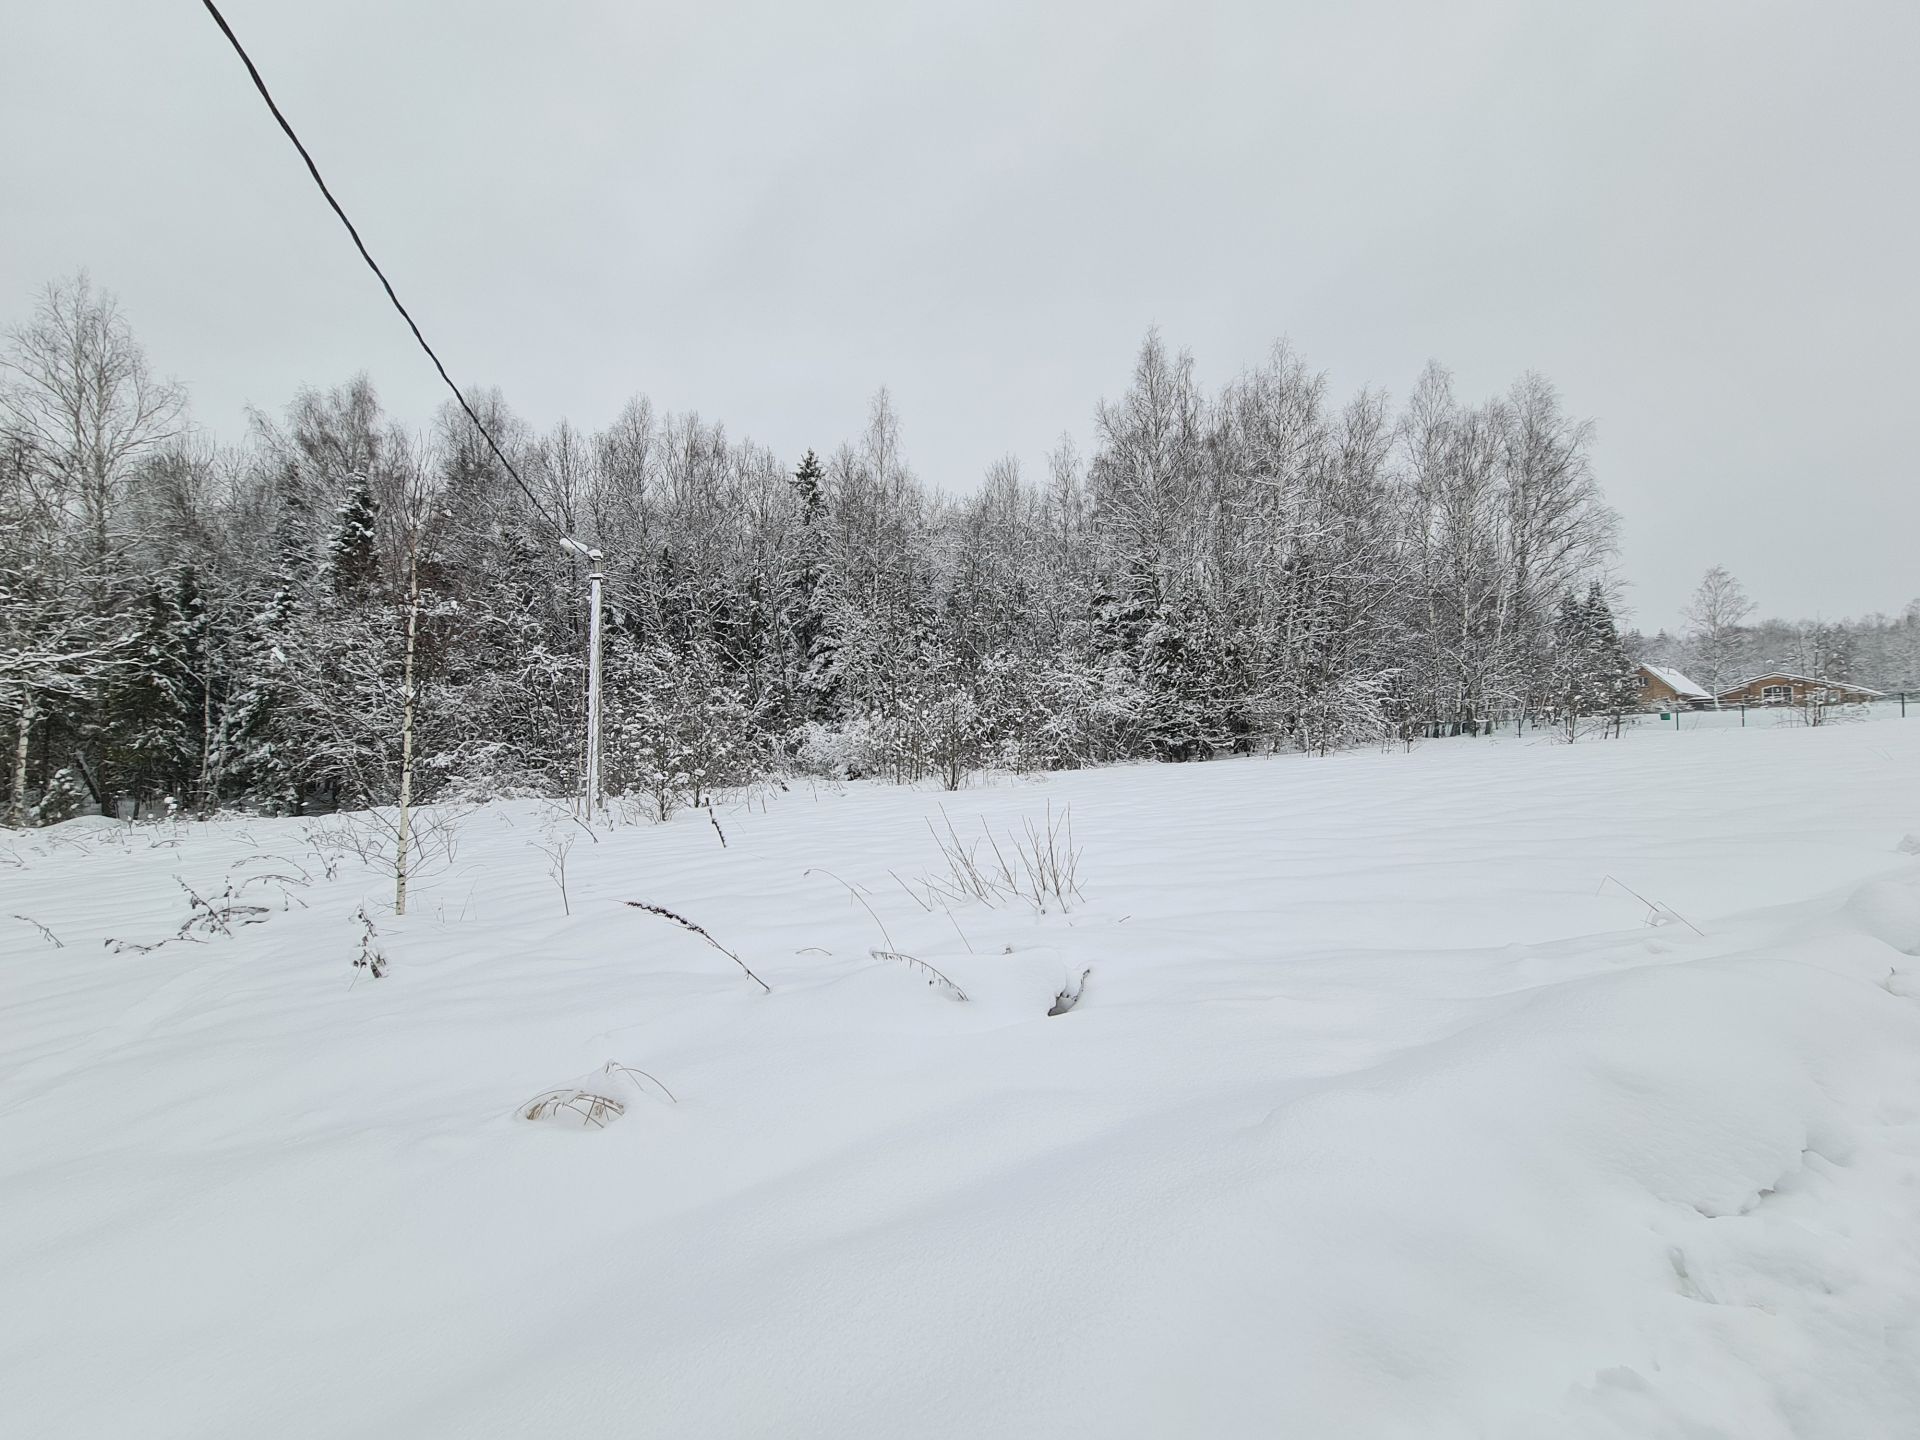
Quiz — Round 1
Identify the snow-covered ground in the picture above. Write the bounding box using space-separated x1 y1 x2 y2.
5 719 1920 1438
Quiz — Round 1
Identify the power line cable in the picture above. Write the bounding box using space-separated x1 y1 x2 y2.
198 0 568 540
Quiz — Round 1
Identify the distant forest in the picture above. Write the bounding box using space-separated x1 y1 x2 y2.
3 274 1915 824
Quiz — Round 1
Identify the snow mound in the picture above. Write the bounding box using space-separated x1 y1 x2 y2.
1844 872 1920 955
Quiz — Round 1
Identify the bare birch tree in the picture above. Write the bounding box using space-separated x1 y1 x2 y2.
0 275 186 565
1682 565 1755 695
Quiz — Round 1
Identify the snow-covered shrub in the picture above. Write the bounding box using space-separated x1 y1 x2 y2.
1786 699 1871 729
603 641 768 820
789 717 880 781
30 768 89 826
425 740 554 804
1294 674 1392 756
927 683 987 790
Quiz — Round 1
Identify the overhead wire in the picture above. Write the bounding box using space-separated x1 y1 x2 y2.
197 0 570 542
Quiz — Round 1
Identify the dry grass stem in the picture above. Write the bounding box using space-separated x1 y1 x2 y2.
624 900 770 992
869 947 969 1001
12 914 63 948
806 867 898 952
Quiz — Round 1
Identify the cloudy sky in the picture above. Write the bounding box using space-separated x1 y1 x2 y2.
4 0 1914 630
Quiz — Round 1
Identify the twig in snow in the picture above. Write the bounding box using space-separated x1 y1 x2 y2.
231 852 313 885
12 914 63 948
1597 874 1706 936
230 868 312 907
624 901 770 992
352 905 388 978
707 804 728 848
536 833 577 915
105 875 274 954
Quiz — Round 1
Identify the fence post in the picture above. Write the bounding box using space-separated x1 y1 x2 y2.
1674 710 1681 733
1903 691 1908 718
1741 704 1746 727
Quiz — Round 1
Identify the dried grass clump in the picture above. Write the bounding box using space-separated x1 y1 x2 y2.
518 1062 677 1128
521 1088 628 1128
105 869 305 955
906 803 1084 914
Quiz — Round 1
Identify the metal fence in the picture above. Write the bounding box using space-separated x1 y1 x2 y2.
1629 694 1911 733
1412 693 1912 741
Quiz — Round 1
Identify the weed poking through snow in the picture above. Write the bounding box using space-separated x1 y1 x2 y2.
624 901 770 992
536 832 577 915
1597 875 1706 936
913 803 1083 913
869 947 970 1001
805 867 899 952
352 905 387 979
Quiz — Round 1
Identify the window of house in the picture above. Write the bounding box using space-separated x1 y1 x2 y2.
1762 684 1792 704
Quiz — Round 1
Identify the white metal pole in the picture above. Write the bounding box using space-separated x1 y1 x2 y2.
585 559 604 813
395 538 420 913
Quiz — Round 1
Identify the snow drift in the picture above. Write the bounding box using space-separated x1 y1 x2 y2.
3 719 1919 1437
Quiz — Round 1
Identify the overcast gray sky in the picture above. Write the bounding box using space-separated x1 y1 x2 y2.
4 0 1914 630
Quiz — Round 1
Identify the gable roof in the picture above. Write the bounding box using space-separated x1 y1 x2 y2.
1638 664 1711 700
1716 671 1886 698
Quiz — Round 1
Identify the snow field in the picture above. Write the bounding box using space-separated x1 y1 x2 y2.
4 718 1920 1437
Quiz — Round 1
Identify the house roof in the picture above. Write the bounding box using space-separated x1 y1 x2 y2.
1638 664 1711 700
1715 671 1886 698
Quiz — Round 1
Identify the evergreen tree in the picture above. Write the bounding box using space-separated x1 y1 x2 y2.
1551 589 1597 740
787 450 841 722
327 471 380 599
106 567 211 807
1581 582 1641 735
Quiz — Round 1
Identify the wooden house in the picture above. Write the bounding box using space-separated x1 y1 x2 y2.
1714 672 1884 707
1635 664 1712 711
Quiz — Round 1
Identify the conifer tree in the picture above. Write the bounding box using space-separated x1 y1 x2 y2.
1581 582 1640 735
327 471 380 600
107 567 211 806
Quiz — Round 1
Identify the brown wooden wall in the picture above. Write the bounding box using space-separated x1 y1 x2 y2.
1715 676 1874 706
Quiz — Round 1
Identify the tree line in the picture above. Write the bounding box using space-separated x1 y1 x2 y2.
5 272 1675 824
